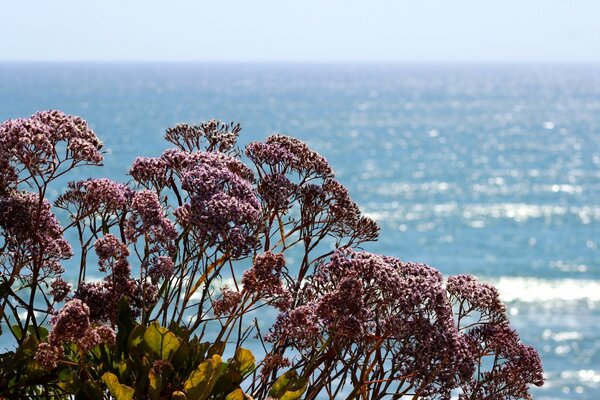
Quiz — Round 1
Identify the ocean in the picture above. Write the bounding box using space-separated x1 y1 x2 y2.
1 63 600 399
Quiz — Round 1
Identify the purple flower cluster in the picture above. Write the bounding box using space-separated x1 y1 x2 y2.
447 274 507 322
212 287 243 317
321 179 380 243
462 324 544 399
316 274 370 343
148 255 174 284
130 148 255 192
267 250 542 398
50 278 72 303
267 304 320 349
0 191 72 274
126 189 177 252
94 234 130 272
55 178 132 219
164 120 242 154
242 252 289 309
129 156 169 189
0 110 103 185
178 152 260 258
35 299 116 369
77 234 157 323
246 134 333 179
257 173 296 211
260 353 291 381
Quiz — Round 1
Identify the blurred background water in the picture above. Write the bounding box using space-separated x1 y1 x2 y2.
1 63 599 399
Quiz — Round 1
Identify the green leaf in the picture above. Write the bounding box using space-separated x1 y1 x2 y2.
269 370 308 400
116 360 129 378
102 372 135 400
225 388 247 400
143 321 182 360
127 324 146 360
148 370 162 400
11 325 23 341
184 354 222 400
57 369 82 394
207 340 225 357
117 297 135 358
230 347 255 375
81 379 104 400
13 334 39 362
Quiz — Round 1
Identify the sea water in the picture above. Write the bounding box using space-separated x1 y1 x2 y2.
1 63 599 399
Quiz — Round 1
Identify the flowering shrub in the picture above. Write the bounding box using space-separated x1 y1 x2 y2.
0 111 543 399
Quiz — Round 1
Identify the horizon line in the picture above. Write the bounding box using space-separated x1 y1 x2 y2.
2 60 600 66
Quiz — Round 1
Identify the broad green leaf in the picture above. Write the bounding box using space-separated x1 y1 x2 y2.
57 369 81 394
280 384 307 400
25 359 46 377
82 379 104 400
143 321 181 360
13 334 39 362
117 360 129 377
148 370 162 400
127 324 146 359
184 354 222 400
11 325 23 341
231 347 255 375
102 372 135 400
269 370 307 400
207 340 225 357
225 388 247 400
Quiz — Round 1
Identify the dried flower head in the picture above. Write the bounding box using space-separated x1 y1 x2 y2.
246 134 333 179
165 120 241 154
178 153 260 258
50 278 71 303
148 256 174 284
447 274 508 322
0 110 102 184
0 191 72 274
212 287 243 317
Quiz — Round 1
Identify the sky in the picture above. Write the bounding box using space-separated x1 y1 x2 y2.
2 0 600 63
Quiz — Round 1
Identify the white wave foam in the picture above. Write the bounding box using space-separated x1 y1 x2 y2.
365 202 600 224
487 277 600 303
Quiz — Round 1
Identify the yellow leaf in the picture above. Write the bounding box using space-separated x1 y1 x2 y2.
102 372 135 400
184 354 222 400
143 321 182 360
225 388 247 400
231 347 255 375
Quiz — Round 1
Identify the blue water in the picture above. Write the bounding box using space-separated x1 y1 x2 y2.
2 63 600 399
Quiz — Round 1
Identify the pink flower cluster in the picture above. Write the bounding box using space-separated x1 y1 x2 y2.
94 233 130 272
242 251 290 310
55 178 132 219
267 250 543 398
0 110 103 185
35 299 115 369
76 234 157 323
447 274 507 322
164 120 241 153
246 134 333 179
126 189 177 253
212 287 243 317
0 191 72 275
178 152 260 258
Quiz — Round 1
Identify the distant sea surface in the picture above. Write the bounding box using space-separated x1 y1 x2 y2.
2 63 600 399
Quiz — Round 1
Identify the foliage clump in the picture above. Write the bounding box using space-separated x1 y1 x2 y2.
0 111 543 399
